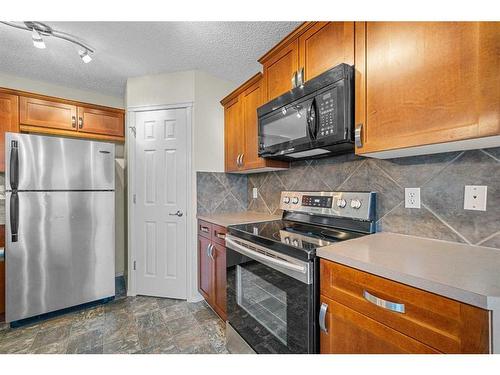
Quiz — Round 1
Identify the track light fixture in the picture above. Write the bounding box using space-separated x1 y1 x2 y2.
1 21 95 63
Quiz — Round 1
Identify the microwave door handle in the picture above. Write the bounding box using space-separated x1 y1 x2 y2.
306 99 318 140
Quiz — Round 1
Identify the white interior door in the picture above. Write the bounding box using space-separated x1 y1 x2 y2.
134 108 187 299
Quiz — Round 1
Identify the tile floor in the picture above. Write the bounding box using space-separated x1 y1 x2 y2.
0 296 227 354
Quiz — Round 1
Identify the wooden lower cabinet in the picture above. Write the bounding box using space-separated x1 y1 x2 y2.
320 259 490 354
320 296 439 354
197 220 227 320
0 92 19 172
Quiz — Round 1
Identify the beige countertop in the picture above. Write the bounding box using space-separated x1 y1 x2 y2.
197 211 281 227
317 232 500 311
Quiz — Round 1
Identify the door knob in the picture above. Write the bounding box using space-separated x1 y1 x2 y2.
169 210 183 217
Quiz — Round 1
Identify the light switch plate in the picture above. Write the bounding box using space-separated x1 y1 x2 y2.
464 185 487 211
405 188 421 209
252 187 258 199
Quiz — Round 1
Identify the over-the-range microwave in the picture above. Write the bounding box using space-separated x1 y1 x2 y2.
258 63 354 161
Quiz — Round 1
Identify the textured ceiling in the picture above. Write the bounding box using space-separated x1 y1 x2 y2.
0 22 300 98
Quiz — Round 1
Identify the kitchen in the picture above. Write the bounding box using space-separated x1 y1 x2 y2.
1 1 500 372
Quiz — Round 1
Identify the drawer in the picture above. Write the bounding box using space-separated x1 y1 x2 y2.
320 260 490 354
212 224 227 246
198 220 212 239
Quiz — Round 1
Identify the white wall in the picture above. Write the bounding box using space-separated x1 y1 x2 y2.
126 70 195 108
0 72 124 108
194 71 237 172
126 70 235 301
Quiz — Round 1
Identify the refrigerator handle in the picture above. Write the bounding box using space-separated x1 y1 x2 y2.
10 192 19 242
10 140 19 190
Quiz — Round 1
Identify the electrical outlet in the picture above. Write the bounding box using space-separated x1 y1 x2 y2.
464 185 487 211
252 187 258 199
405 188 421 209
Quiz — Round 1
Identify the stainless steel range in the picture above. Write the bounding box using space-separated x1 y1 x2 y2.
225 190 377 354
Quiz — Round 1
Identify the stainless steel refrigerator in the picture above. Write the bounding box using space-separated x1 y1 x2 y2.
5 133 115 323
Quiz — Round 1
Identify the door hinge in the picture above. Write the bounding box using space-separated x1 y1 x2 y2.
133 194 136 204
133 260 136 271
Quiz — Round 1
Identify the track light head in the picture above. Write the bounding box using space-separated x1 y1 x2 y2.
79 50 92 63
31 28 46 49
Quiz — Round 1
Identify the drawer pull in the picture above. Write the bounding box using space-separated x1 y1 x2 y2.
200 226 209 233
363 290 405 314
319 302 328 333
215 233 226 240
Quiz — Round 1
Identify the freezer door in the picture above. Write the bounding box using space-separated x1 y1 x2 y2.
5 191 115 322
5 132 115 191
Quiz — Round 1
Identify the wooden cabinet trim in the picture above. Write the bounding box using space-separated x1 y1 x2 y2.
258 22 312 64
221 73 262 106
19 125 125 143
320 260 490 354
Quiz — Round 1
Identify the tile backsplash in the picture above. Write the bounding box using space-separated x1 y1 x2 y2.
197 147 500 249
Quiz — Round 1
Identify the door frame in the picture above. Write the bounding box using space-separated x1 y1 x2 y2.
126 102 194 299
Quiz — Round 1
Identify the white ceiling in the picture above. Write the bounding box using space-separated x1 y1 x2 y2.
0 22 300 98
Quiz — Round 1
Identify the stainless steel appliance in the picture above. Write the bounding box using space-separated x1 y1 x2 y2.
225 190 376 354
5 133 115 323
258 63 354 161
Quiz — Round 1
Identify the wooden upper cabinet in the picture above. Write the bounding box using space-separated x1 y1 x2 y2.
298 22 355 81
355 22 500 156
0 92 19 172
224 96 244 172
262 39 299 101
20 96 76 131
77 106 124 137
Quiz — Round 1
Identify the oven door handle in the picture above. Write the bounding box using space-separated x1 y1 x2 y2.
226 237 307 274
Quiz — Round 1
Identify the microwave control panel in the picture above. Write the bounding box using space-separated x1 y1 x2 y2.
316 89 338 137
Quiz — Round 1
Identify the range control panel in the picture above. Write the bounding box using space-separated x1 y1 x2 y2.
280 191 376 221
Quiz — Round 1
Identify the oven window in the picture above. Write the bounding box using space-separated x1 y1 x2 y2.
259 100 310 149
236 265 287 345
227 249 316 354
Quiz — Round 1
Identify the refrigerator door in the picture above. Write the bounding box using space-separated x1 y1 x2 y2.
5 132 115 191
5 191 115 322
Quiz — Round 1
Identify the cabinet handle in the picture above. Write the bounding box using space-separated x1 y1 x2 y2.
240 153 244 167
200 226 209 233
78 117 83 129
355 123 363 148
206 243 211 258
291 71 298 88
72 116 76 128
297 67 305 87
319 302 328 333
363 290 405 314
210 244 215 260
215 232 226 240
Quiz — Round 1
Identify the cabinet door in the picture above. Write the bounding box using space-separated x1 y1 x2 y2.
224 97 244 172
320 297 439 354
299 22 354 82
0 92 19 172
20 96 77 131
262 39 299 101
198 235 212 302
356 22 500 155
212 243 227 321
77 106 124 137
241 78 264 170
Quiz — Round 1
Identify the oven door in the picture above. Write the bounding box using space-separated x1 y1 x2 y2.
225 235 318 354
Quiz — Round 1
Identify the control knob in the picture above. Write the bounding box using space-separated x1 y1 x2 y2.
350 199 362 209
292 197 299 204
292 239 299 247
336 199 347 208
283 196 290 204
